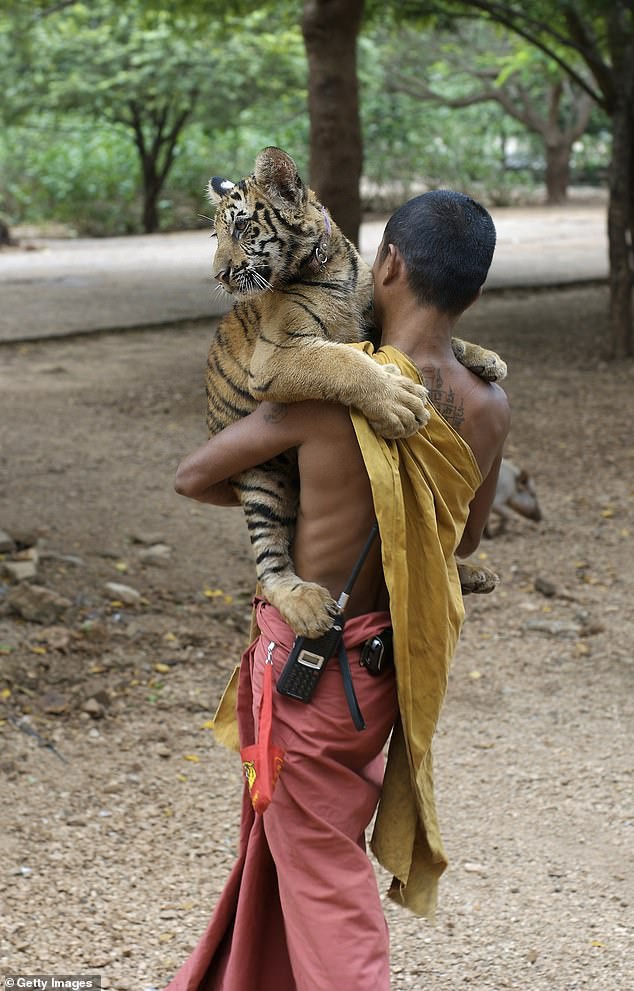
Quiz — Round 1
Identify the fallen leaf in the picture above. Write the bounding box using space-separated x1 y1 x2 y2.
114 561 128 573
154 663 171 674
183 753 200 763
200 719 215 730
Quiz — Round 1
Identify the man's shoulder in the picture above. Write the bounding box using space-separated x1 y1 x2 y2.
473 379 510 426
467 374 510 431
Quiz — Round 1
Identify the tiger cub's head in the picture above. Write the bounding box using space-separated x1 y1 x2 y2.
207 147 331 298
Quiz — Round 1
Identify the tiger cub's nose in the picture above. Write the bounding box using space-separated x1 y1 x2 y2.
214 267 231 286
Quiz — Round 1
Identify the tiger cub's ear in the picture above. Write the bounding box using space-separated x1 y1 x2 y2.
254 146 307 212
207 176 236 204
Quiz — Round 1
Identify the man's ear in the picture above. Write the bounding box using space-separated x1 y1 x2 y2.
382 243 405 285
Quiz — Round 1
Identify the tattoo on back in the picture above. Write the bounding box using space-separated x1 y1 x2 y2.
263 403 289 423
421 368 465 429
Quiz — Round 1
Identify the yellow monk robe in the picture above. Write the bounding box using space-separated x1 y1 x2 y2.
213 342 481 918
348 342 482 918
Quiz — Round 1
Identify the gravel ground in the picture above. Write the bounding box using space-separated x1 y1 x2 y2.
1 283 632 990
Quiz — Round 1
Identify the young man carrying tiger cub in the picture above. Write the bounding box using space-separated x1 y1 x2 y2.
167 189 509 991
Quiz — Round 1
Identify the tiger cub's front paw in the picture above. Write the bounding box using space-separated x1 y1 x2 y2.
267 580 339 638
452 338 507 383
365 364 430 439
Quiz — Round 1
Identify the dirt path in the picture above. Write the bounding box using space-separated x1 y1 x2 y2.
0 203 608 343
1 285 632 990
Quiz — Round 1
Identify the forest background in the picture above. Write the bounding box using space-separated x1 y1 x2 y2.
0 0 611 241
7 1 633 358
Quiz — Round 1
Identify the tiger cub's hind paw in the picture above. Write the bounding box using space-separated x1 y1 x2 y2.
457 561 500 595
267 580 339 638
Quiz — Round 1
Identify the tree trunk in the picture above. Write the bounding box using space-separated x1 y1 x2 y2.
141 159 161 234
607 100 633 358
544 142 571 204
302 0 364 245
0 218 13 246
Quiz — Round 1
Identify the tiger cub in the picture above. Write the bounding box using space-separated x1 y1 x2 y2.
206 147 505 636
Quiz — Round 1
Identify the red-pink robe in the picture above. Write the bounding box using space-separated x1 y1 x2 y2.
164 599 397 991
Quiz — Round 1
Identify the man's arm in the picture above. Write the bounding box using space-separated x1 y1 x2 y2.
175 402 305 505
456 451 502 557
456 386 511 557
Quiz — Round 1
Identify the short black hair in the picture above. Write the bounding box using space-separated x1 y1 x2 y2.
380 190 496 314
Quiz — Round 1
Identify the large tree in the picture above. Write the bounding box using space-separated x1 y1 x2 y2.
1 1 263 233
412 0 632 357
302 0 365 244
42 3 218 233
387 22 596 204
158 0 367 242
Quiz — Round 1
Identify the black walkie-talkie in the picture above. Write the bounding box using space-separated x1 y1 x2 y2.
276 524 379 703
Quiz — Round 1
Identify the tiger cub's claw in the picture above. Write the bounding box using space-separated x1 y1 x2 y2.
266 579 339 638
365 364 430 439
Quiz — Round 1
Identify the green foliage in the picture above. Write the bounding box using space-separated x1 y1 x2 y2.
0 0 611 236
1 117 140 235
0 0 309 233
359 26 544 209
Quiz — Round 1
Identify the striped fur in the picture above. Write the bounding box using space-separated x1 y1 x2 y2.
205 148 505 636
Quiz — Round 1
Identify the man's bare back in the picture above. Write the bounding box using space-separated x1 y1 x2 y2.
174 352 508 624
285 349 508 617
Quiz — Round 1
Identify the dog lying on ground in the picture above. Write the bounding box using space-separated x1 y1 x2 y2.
486 459 542 537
